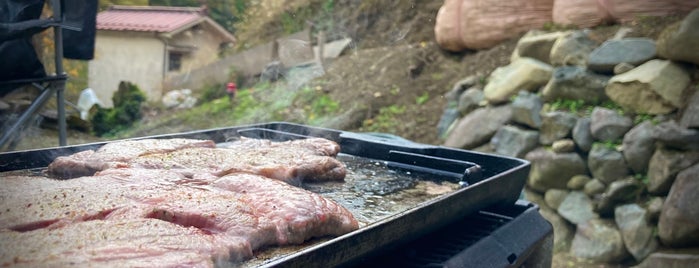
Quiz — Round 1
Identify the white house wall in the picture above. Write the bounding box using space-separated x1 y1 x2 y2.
88 31 165 107
166 23 229 82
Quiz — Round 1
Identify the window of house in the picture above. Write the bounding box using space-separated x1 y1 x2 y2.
168 52 182 71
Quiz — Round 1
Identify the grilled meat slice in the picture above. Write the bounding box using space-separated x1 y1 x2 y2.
130 145 346 184
47 138 216 179
0 169 185 231
46 137 345 184
220 137 342 157
1 169 359 264
0 218 229 268
213 173 359 244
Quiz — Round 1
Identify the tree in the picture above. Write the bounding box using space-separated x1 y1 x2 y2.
148 0 247 34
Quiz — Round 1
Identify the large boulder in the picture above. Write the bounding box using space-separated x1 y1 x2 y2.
622 121 656 174
511 31 568 64
656 8 699 65
605 59 691 115
636 249 699 268
587 38 656 73
483 58 553 104
549 30 597 66
652 120 699 151
681 90 699 129
647 148 699 195
588 144 630 185
596 177 644 216
525 148 588 192
572 117 593 152
541 66 610 103
490 125 539 158
658 163 699 248
571 219 630 263
590 107 633 142
443 105 512 149
434 0 553 51
511 91 543 129
557 191 597 225
553 0 699 28
539 111 578 145
614 204 659 262
539 206 574 252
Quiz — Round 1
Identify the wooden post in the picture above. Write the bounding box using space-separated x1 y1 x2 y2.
316 30 326 71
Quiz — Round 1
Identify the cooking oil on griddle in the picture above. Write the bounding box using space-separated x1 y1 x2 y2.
303 154 460 226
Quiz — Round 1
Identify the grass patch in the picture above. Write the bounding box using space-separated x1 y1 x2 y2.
415 92 429 105
361 105 406 133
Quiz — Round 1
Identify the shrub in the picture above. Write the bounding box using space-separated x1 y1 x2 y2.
91 81 146 137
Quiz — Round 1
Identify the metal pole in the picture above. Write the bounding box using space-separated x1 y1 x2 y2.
52 0 67 146
0 86 56 150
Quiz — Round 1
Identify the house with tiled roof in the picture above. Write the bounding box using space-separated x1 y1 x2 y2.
88 6 236 107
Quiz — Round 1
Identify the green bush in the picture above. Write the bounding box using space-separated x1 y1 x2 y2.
91 81 146 137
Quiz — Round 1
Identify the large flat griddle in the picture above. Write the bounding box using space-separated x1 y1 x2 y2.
0 122 530 267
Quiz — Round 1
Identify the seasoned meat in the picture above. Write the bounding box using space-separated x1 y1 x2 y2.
47 138 216 179
0 169 186 231
130 145 346 184
0 169 359 264
220 137 342 157
213 173 359 244
46 137 345 184
0 219 228 268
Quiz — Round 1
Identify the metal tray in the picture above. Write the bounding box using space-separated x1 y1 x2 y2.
0 122 530 267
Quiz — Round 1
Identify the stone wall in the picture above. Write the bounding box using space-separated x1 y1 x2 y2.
440 9 699 266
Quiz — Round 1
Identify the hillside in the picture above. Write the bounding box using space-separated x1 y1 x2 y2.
8 1 682 149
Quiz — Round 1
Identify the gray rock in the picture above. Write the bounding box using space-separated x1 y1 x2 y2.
525 148 588 192
588 38 656 73
260 61 285 82
513 31 568 64
490 125 539 158
567 175 591 190
596 177 645 216
457 87 484 115
545 189 569 210
588 143 630 185
614 204 659 262
446 76 480 102
622 121 656 174
511 91 543 129
539 206 574 252
681 90 699 129
645 196 664 223
647 148 699 195
552 139 575 153
523 186 549 209
550 30 597 67
656 8 699 65
0 100 9 111
584 179 606 196
483 58 553 104
471 143 494 154
636 249 699 268
659 163 699 248
590 107 633 142
613 62 635 74
437 108 460 138
571 219 630 263
541 66 610 103
572 117 594 152
605 59 691 114
539 111 578 145
653 120 699 151
443 105 513 149
558 191 597 225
